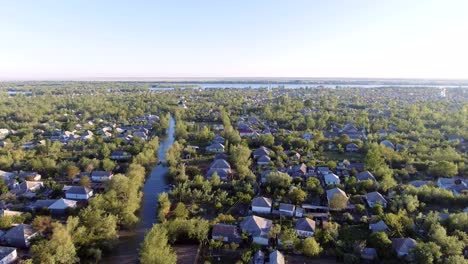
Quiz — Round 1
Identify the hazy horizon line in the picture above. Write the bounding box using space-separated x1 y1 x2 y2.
1 76 468 82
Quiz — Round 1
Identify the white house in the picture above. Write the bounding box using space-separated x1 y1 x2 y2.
48 198 77 214
206 143 225 153
279 203 295 217
0 246 17 264
240 215 272 246
324 173 340 186
65 186 93 200
294 218 316 237
257 155 271 166
90 171 113 182
252 197 272 214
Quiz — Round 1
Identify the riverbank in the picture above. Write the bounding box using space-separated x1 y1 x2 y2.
102 115 175 263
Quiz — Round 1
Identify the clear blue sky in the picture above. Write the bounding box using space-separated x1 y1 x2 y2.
1 0 467 80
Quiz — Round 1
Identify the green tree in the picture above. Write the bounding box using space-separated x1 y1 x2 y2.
365 144 385 172
265 171 292 189
368 231 392 258
229 145 252 179
158 192 171 222
101 158 115 171
444 255 467 264
79 176 91 188
411 242 442 264
329 194 348 210
379 174 397 192
281 228 299 249
289 188 307 204
429 224 464 256
189 218 210 243
303 237 322 257
173 202 189 219
429 161 458 177
65 165 80 180
31 223 77 264
140 224 177 264
306 177 324 195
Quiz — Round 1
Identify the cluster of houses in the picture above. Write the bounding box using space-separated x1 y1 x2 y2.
0 223 36 263
204 141 432 262
211 188 418 262
210 189 418 262
48 124 151 144
211 212 295 263
0 168 116 263
0 114 163 263
0 170 113 215
0 114 160 151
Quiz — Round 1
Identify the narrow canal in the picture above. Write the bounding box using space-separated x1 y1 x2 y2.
103 115 175 263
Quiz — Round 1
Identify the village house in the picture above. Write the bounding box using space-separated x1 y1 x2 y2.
392 238 417 258
316 166 331 176
408 180 430 188
288 163 307 178
360 247 378 262
81 130 94 140
369 220 389 233
26 199 56 212
290 152 301 161
206 159 232 180
240 215 272 246
252 250 265 264
211 224 242 243
356 171 377 184
0 171 15 182
380 139 395 150
252 196 272 214
279 203 295 217
206 142 225 153
437 177 468 196
10 181 44 198
326 188 348 207
339 123 367 140
48 198 77 215
346 143 359 152
17 171 41 181
212 136 225 144
253 146 272 159
365 192 388 208
0 210 22 217
65 186 93 200
323 173 340 186
1 224 38 248
90 171 113 182
257 155 271 166
260 170 277 184
0 246 17 264
239 128 256 137
269 250 285 264
294 218 316 237
110 150 131 160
